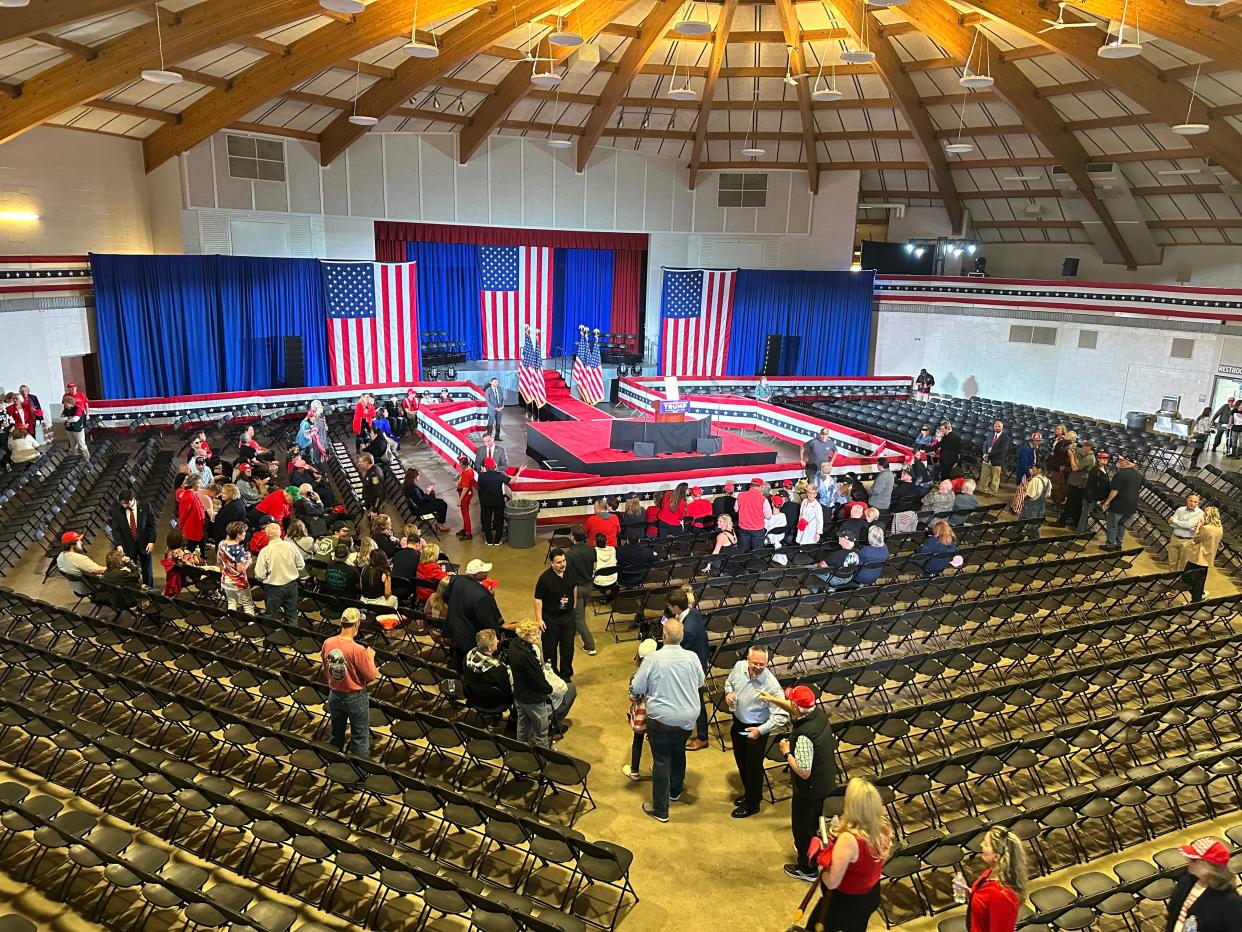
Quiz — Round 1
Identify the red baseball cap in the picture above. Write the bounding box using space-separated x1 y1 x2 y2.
782 479 794 489
785 685 816 710
60 531 82 544
65 382 76 389
690 486 702 497
724 482 735 493
1031 432 1043 440
483 457 496 469
750 477 764 486
1097 451 1110 461
1180 837 1230 866
771 495 785 509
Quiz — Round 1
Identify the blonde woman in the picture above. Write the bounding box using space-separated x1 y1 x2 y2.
797 487 824 546
967 826 1028 932
1184 506 1223 602
415 542 449 602
353 535 376 568
809 777 893 931
510 618 554 747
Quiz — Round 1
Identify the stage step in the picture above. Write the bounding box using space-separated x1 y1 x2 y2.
542 368 573 401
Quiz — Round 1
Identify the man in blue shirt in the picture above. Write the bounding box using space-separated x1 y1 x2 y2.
667 590 711 752
630 619 705 822
726 647 788 818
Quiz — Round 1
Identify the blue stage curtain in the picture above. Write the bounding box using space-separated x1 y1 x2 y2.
726 269 876 377
553 248 614 355
406 241 483 361
91 253 329 399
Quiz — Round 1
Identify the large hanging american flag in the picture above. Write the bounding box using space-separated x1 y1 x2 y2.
518 329 548 407
321 260 420 386
660 268 737 377
479 245 553 360
572 329 605 406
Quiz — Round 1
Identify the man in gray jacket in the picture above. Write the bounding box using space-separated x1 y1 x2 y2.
869 458 894 512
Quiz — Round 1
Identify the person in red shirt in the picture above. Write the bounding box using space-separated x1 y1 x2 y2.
735 478 771 552
967 826 1027 932
321 608 379 756
4 393 28 434
65 382 89 418
685 487 713 530
175 475 207 551
257 486 298 527
807 776 893 931
456 454 476 541
352 393 376 451
18 386 44 441
400 389 420 437
656 483 689 536
583 498 620 546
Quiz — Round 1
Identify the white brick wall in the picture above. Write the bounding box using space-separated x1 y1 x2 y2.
875 308 1223 422
0 304 94 418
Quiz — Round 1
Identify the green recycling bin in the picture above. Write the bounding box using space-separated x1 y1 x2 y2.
505 498 540 549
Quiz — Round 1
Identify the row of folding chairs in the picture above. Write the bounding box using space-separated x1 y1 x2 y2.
0 441 93 568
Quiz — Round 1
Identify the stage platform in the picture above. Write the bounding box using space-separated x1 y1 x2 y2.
526 418 778 477
544 397 615 422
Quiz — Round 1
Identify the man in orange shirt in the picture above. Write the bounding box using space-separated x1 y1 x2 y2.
321 608 378 756
583 498 620 547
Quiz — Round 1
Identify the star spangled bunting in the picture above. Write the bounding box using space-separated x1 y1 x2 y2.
518 329 547 407
321 260 419 386
480 245 553 360
660 268 737 377
572 329 605 406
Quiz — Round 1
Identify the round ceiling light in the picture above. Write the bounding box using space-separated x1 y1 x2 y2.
348 114 379 126
530 72 562 87
140 69 183 85
740 146 766 157
403 40 439 58
549 30 584 46
1171 122 1209 135
667 86 698 100
1184 0 1227 6
945 141 975 154
865 0 909 5
0 0 32 7
320 0 364 12
546 138 573 148
840 49 875 65
673 18 712 36
1097 40 1142 59
811 86 843 102
959 74 994 90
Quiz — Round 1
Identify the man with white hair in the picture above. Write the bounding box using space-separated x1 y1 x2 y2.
254 522 305 625
950 479 980 527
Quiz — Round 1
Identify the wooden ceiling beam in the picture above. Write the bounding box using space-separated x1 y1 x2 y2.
973 219 1084 228
998 45 1054 63
876 21 918 37
861 189 946 198
0 83 20 100
932 123 1026 138
920 90 999 106
1102 149 1202 163
967 0 1242 184
169 67 232 91
950 156 1059 168
1032 79 1108 98
900 55 960 73
1158 61 1232 83
900 0 1137 267
456 0 638 164
1148 220 1242 228
144 0 481 171
335 59 396 80
774 0 819 193
27 33 98 60
319 0 565 165
962 188 1061 198
577 0 686 173
1068 113 1158 130
0 0 142 44
694 160 927 170
1132 184 1224 196
688 0 738 190
0 0 320 148
227 121 318 141
86 97 179 123
237 35 292 56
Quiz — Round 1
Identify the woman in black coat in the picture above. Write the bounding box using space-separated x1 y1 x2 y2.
1166 838 1242 932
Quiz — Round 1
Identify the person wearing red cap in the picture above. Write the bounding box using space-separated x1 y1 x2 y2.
685 487 712 531
1167 837 1242 931
735 478 771 552
65 382 88 418
712 481 737 525
175 475 207 552
1015 432 1042 486
761 684 837 881
55 531 105 598
60 389 89 458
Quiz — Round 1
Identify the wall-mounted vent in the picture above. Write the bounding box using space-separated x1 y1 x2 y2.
1010 324 1058 345
719 172 767 208
226 134 286 182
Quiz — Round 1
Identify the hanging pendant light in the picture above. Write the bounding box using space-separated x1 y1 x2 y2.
0 0 32 8
741 88 765 156
347 61 378 125
959 27 995 89
403 0 439 58
1099 0 1142 58
673 0 712 36
320 0 365 12
141 3 183 85
666 46 697 99
812 57 843 102
549 14 584 47
841 2 875 64
945 93 975 154
1172 64 1209 135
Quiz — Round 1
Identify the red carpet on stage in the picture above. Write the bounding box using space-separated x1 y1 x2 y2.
526 418 778 477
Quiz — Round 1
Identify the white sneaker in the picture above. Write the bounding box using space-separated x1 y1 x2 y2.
586 648 597 656
621 765 640 781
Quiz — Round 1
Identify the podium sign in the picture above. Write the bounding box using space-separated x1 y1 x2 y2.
656 399 690 423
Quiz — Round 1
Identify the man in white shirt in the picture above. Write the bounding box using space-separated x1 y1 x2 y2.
1167 493 1205 571
56 531 105 598
254 523 306 625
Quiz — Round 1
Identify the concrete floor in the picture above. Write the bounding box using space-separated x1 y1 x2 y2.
0 408 1237 932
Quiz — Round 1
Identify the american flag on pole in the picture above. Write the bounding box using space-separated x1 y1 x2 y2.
572 329 605 406
518 329 548 407
321 260 420 386
660 268 737 377
479 245 553 360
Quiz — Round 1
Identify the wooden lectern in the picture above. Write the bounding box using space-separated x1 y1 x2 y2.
655 399 689 423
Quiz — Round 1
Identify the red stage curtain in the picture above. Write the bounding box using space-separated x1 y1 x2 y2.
374 238 405 262
375 221 647 253
611 248 642 336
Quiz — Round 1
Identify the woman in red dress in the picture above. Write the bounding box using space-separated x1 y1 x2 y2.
176 475 207 552
809 777 893 931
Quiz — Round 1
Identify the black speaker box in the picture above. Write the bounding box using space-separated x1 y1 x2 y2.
283 336 305 387
761 334 782 375
632 441 655 458
1061 257 1080 278
695 436 723 454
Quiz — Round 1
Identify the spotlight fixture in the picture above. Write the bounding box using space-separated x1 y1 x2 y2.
914 247 926 258
141 3 183 85
432 95 441 109
320 0 364 12
446 366 458 380
457 99 465 113
904 237 979 273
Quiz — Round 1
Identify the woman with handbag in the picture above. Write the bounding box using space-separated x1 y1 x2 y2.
622 639 658 780
806 777 893 932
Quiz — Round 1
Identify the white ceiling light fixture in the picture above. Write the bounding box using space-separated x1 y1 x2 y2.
741 86 765 156
528 31 561 86
1099 0 1142 58
673 0 712 36
141 3 183 85
547 138 573 148
1184 0 1228 6
945 92 976 154
667 41 697 99
347 60 378 126
403 0 439 58
812 59 843 102
548 13 584 47
841 5 875 65
320 0 365 13
546 86 574 147
1172 64 1209 135
960 26 994 89
0 0 32 7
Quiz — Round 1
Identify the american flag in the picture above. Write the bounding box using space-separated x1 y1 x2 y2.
572 330 605 406
479 245 553 360
660 268 737 377
321 260 420 386
5 256 92 298
518 329 547 407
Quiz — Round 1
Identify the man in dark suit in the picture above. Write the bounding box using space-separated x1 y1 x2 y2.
931 420 962 479
666 590 711 751
109 490 158 587
978 419 1012 497
484 377 504 439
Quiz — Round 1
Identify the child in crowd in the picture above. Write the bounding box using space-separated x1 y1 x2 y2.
622 639 658 781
